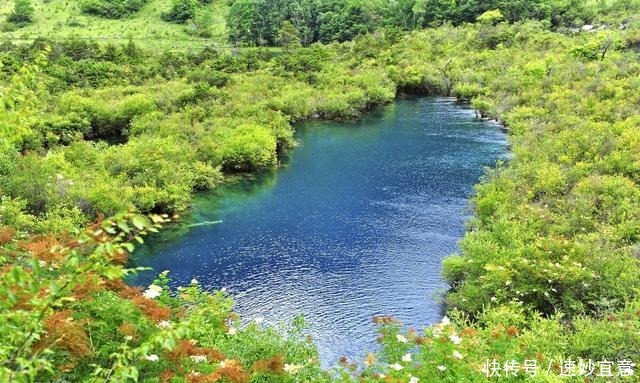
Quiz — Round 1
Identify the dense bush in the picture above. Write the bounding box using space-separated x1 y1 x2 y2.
162 0 200 24
80 0 149 19
7 0 35 26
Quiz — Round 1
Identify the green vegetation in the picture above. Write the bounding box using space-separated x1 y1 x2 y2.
225 0 640 46
0 0 229 48
81 0 150 20
7 0 34 27
2 0 640 381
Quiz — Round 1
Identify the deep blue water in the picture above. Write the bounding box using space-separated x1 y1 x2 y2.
131 97 508 366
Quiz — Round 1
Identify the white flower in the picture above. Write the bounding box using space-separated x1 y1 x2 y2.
283 363 303 374
227 327 237 336
191 278 199 285
146 354 159 362
409 376 420 383
190 355 208 363
143 284 162 299
401 353 412 362
254 317 264 324
441 316 451 325
390 363 404 371
221 287 227 292
157 320 171 329
437 365 447 372
396 334 408 343
219 360 228 368
125 335 133 341
38 260 47 267
448 334 462 345
377 373 386 379
490 296 497 302
452 350 464 360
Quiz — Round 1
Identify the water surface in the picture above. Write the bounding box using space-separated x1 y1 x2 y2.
132 97 508 365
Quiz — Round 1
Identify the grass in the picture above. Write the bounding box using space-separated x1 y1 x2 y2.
0 0 230 49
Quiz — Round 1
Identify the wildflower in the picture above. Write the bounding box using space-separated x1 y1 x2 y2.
143 284 162 299
409 376 419 383
377 373 386 379
402 353 412 362
190 355 208 363
452 350 464 360
254 317 265 324
364 353 376 367
191 278 199 285
219 360 228 368
125 335 133 341
283 363 303 374
437 365 447 372
448 334 462 345
441 316 451 325
38 260 47 267
146 354 159 362
227 327 237 335
221 287 227 292
396 334 408 343
490 296 497 302
157 320 171 329
390 363 403 371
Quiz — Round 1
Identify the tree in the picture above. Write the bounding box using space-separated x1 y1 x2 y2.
476 9 505 25
277 21 302 51
8 0 35 25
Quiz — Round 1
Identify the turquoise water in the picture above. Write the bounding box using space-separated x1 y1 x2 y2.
131 97 508 365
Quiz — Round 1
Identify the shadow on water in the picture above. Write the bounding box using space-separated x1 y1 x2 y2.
129 97 509 367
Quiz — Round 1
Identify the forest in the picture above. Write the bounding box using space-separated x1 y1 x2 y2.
2 0 640 381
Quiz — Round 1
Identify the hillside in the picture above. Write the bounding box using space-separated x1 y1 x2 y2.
0 0 229 49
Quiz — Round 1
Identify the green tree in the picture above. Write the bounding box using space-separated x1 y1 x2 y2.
476 9 505 25
7 0 35 25
277 21 302 50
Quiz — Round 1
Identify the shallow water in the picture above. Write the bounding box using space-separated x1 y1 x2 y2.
131 97 508 366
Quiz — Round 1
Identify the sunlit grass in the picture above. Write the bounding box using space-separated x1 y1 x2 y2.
0 0 229 49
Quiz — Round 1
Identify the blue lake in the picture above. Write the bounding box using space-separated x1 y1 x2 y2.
131 97 508 366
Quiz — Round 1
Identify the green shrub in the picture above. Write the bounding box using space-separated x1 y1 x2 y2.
80 0 149 19
216 124 278 172
162 0 200 24
7 0 34 26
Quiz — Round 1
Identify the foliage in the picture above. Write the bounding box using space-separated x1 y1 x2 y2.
0 214 324 382
225 0 640 46
2 3 640 382
7 0 35 26
162 0 200 24
81 0 149 19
